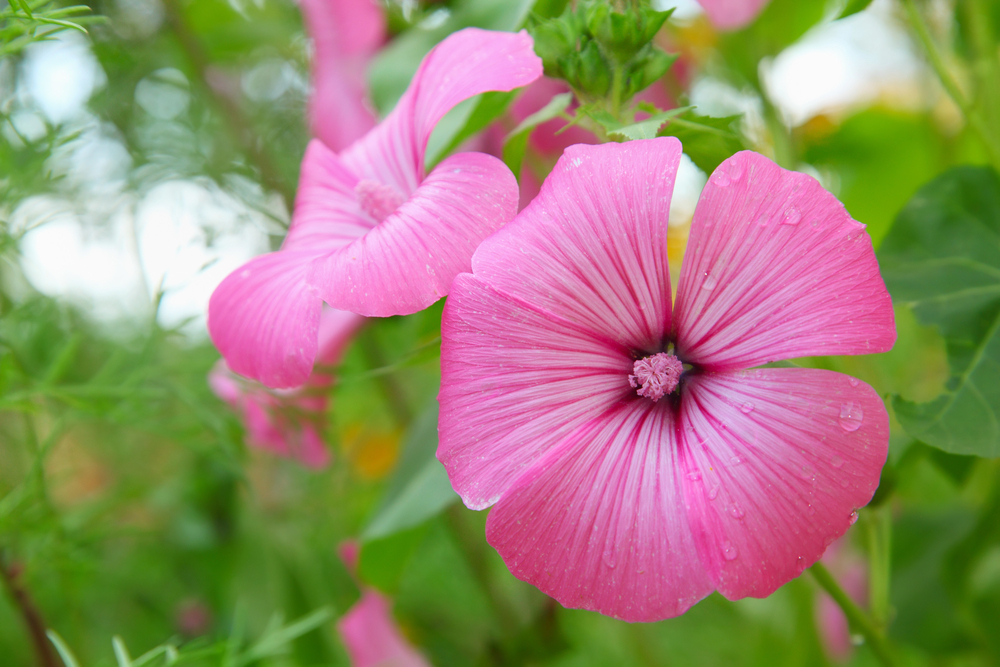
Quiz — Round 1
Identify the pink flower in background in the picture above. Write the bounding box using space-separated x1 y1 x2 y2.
697 0 772 31
209 309 364 468
438 138 895 621
336 541 430 667
817 537 869 662
300 0 384 152
209 28 542 388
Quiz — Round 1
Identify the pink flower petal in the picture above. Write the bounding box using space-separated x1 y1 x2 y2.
316 307 367 366
309 152 518 316
340 28 543 195
285 139 375 252
439 274 633 510
471 139 681 352
696 0 772 31
337 590 429 667
208 251 322 389
678 368 888 600
485 402 713 622
300 0 385 152
674 151 895 371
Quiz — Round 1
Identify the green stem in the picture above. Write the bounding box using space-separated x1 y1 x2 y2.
810 561 898 667
865 506 893 627
356 328 413 428
901 0 1000 172
0 551 59 667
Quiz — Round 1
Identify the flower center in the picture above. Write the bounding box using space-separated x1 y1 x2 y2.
355 179 406 223
629 352 683 402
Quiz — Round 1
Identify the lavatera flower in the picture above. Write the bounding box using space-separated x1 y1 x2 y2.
209 28 542 388
438 138 895 622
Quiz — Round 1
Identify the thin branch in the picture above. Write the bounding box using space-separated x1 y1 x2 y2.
0 553 59 667
810 561 899 667
160 0 296 209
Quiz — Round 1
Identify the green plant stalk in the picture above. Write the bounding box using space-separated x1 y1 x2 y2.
356 328 413 427
0 552 59 667
963 0 1000 134
865 505 892 628
901 0 1000 172
810 561 899 667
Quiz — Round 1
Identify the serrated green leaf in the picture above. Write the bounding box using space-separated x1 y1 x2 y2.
593 105 692 141
879 166 1000 456
657 110 744 173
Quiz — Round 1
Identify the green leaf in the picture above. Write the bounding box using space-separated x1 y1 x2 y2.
358 524 430 592
502 91 573 177
113 636 134 667
837 0 875 19
657 110 744 173
589 105 691 141
426 90 518 169
879 166 1000 456
47 631 81 667
361 402 458 540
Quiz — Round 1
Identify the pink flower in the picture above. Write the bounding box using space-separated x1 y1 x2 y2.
209 28 542 388
338 591 430 667
697 0 772 31
816 537 868 662
209 308 364 468
437 138 895 622
336 540 430 667
300 0 385 152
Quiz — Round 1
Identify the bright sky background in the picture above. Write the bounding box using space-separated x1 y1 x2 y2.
9 0 929 339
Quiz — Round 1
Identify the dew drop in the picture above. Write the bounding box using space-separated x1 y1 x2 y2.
722 541 739 561
740 402 755 414
729 502 745 519
708 485 719 500
728 161 745 182
806 503 816 516
798 465 815 482
838 402 864 432
831 454 845 469
848 377 860 387
603 547 617 569
702 273 718 290
730 456 742 466
687 470 702 482
781 207 801 225
756 213 770 227
849 510 859 525
714 170 731 186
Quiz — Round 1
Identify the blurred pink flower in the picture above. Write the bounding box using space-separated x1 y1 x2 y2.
299 0 385 152
209 309 364 468
697 0 772 31
209 28 542 388
817 537 869 662
336 540 430 667
438 138 895 621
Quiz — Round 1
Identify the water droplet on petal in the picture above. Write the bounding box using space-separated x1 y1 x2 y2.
702 273 718 290
728 161 745 182
806 503 816 515
782 207 801 225
839 402 864 432
603 547 617 569
687 470 702 482
714 170 731 186
722 541 739 561
848 377 860 387
729 502 745 519
740 402 755 414
798 465 815 482
730 456 742 466
831 454 845 469
849 510 859 525
708 485 719 500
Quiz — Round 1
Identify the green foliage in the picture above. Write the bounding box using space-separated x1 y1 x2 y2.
657 109 745 173
502 91 572 176
879 166 1000 457
527 0 675 107
0 1 100 57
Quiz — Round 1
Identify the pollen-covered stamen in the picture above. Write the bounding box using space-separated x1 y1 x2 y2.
629 352 684 402
355 179 406 223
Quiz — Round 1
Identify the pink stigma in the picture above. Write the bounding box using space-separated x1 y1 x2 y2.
355 179 406 223
629 352 683 402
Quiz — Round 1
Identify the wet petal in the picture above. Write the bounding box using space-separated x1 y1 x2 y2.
472 139 681 352
310 152 518 316
678 368 888 600
208 250 322 389
675 151 895 370
485 402 714 622
438 274 631 510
